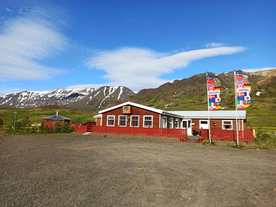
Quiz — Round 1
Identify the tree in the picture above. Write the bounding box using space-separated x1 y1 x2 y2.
21 117 31 129
44 126 51 134
73 117 83 124
62 122 70 133
0 118 3 127
54 122 61 133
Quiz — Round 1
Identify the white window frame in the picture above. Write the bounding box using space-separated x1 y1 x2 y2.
182 120 187 128
222 120 233 130
107 115 115 126
143 115 153 128
118 115 127 127
169 118 174 129
174 119 179 129
130 115 140 127
199 120 209 129
162 117 167 128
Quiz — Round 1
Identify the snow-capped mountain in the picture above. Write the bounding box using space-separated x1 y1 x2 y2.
0 86 136 108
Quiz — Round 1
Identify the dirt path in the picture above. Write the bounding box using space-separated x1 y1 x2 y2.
0 134 276 206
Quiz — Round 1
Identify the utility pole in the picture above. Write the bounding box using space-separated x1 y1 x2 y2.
13 112 17 130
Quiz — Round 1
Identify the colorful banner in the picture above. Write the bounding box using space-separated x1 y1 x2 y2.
207 76 221 110
236 72 251 109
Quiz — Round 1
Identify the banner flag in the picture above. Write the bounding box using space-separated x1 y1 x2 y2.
236 73 251 109
207 76 221 110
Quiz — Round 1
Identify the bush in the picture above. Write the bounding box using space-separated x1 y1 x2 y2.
254 130 276 148
62 122 70 133
53 122 61 133
0 118 3 127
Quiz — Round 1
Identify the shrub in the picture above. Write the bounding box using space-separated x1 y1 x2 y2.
53 122 61 133
62 122 70 133
0 118 3 127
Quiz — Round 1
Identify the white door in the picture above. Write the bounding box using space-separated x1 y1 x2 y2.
182 120 192 136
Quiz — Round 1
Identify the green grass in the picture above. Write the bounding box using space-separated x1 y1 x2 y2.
0 106 97 126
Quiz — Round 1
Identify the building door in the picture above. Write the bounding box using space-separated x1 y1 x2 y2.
182 119 192 136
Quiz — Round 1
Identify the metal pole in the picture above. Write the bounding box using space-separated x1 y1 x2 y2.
13 112 17 130
206 72 211 144
234 71 239 145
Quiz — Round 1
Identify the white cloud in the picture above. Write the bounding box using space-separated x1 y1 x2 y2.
6 8 13 13
205 42 224 48
0 88 24 96
82 46 246 91
0 14 67 81
66 84 104 90
242 67 275 72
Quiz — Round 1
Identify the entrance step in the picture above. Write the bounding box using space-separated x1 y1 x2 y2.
185 137 201 143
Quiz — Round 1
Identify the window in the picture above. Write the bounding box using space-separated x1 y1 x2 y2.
130 115 139 127
222 120 233 130
169 118 173 128
107 115 115 126
118 115 127 127
162 117 167 128
175 119 179 129
143 116 153 127
199 120 209 129
182 121 187 128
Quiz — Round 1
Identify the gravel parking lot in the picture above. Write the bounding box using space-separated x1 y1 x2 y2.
0 134 276 207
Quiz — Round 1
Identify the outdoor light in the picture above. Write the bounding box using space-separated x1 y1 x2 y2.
213 122 217 126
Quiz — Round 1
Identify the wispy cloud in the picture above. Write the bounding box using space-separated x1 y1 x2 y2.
6 8 13 13
242 67 275 72
66 83 105 90
205 42 224 48
0 9 67 81
79 46 246 91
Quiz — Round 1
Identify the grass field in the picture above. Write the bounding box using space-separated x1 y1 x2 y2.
0 106 98 126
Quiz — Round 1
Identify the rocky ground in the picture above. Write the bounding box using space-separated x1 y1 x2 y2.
0 133 275 207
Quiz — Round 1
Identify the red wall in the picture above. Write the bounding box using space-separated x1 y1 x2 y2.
102 105 160 128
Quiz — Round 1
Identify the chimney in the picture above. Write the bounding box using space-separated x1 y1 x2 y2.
56 111 58 117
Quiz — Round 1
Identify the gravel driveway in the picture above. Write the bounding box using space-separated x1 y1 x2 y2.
0 134 275 207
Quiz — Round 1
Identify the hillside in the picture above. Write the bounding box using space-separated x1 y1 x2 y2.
131 69 276 127
0 69 275 128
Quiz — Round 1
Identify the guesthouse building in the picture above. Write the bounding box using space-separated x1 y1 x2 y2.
94 101 247 136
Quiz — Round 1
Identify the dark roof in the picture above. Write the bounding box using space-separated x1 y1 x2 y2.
42 114 70 120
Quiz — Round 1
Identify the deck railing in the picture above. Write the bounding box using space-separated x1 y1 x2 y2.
201 129 254 142
92 126 187 139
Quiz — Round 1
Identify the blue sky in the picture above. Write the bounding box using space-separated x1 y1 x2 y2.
0 0 275 94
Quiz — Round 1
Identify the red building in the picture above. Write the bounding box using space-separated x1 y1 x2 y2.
94 101 247 136
42 111 70 129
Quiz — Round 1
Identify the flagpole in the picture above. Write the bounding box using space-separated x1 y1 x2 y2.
206 72 211 144
234 70 239 145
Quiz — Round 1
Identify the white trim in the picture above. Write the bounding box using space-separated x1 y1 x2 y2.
222 120 233 130
130 115 139 127
143 115 153 128
162 117 167 128
174 118 179 129
199 120 209 129
107 115 115 126
99 101 163 114
118 115 127 127
169 118 174 129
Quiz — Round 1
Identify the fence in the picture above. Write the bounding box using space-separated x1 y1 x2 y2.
201 129 254 142
92 126 187 139
43 122 96 133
